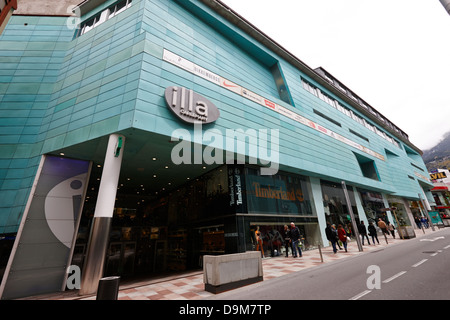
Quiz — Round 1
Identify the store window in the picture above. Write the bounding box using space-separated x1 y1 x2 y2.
387 196 412 227
244 167 314 216
358 189 385 223
248 222 320 256
321 180 358 229
388 196 416 239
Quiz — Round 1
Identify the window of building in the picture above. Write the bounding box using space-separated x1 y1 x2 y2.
353 152 380 181
271 63 293 105
349 129 369 142
301 78 400 148
78 0 133 36
334 81 347 94
302 80 318 97
314 109 341 127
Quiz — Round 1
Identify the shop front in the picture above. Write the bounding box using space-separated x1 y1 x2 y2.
358 189 386 224
321 180 359 237
431 186 450 226
386 196 416 239
72 164 231 279
237 166 321 256
71 164 321 280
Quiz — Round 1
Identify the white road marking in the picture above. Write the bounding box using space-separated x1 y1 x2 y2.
349 290 372 300
382 271 407 283
444 245 450 249
412 259 428 267
420 236 445 242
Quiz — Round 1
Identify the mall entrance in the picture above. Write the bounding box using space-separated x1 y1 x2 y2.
71 158 324 281
71 162 231 280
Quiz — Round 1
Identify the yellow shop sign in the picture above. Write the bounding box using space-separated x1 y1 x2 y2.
252 182 304 202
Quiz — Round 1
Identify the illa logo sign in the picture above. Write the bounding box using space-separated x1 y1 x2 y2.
165 86 220 124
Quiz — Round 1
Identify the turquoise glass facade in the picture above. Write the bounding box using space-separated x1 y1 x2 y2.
0 0 435 293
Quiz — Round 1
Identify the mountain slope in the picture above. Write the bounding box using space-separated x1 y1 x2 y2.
423 131 450 170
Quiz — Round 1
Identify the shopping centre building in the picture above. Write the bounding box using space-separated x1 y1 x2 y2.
0 0 436 299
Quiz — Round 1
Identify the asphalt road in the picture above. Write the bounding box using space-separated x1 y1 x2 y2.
209 228 450 300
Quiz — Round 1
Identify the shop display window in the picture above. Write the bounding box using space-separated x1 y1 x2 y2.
245 167 315 216
358 189 385 223
321 180 359 227
249 222 320 256
387 197 412 227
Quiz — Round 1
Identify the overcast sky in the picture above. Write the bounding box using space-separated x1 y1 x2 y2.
220 0 450 151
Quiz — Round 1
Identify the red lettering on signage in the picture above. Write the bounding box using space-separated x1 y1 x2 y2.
318 125 327 133
264 99 276 109
222 80 238 88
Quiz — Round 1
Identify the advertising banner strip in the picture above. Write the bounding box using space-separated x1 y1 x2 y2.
163 49 385 161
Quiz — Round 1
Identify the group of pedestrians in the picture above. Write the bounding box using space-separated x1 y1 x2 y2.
325 218 397 253
259 217 403 258
325 223 349 253
283 222 303 258
414 216 430 229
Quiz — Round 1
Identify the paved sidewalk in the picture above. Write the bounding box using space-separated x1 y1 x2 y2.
22 227 439 300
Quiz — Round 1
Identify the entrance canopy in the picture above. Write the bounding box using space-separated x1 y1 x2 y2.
50 128 222 196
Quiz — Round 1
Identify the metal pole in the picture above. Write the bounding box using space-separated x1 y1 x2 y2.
341 181 363 252
391 208 404 240
318 243 323 263
79 134 125 296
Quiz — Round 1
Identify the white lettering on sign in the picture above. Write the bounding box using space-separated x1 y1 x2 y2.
165 86 220 124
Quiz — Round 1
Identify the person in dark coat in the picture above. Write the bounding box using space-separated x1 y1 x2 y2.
368 222 379 245
358 221 371 245
283 225 292 257
325 222 338 253
290 222 302 258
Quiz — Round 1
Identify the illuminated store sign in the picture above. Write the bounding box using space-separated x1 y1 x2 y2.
430 172 447 180
164 86 220 124
252 182 304 202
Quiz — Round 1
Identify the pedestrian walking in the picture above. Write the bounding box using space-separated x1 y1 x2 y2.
331 224 342 250
388 222 395 239
377 218 389 235
283 225 292 257
290 222 302 257
325 222 338 253
414 216 422 229
358 221 371 245
368 222 379 244
337 224 348 252
420 217 429 228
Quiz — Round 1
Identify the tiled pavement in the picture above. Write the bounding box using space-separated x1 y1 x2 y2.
22 227 438 300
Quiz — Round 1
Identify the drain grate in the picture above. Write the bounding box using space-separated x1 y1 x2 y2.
422 251 436 254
